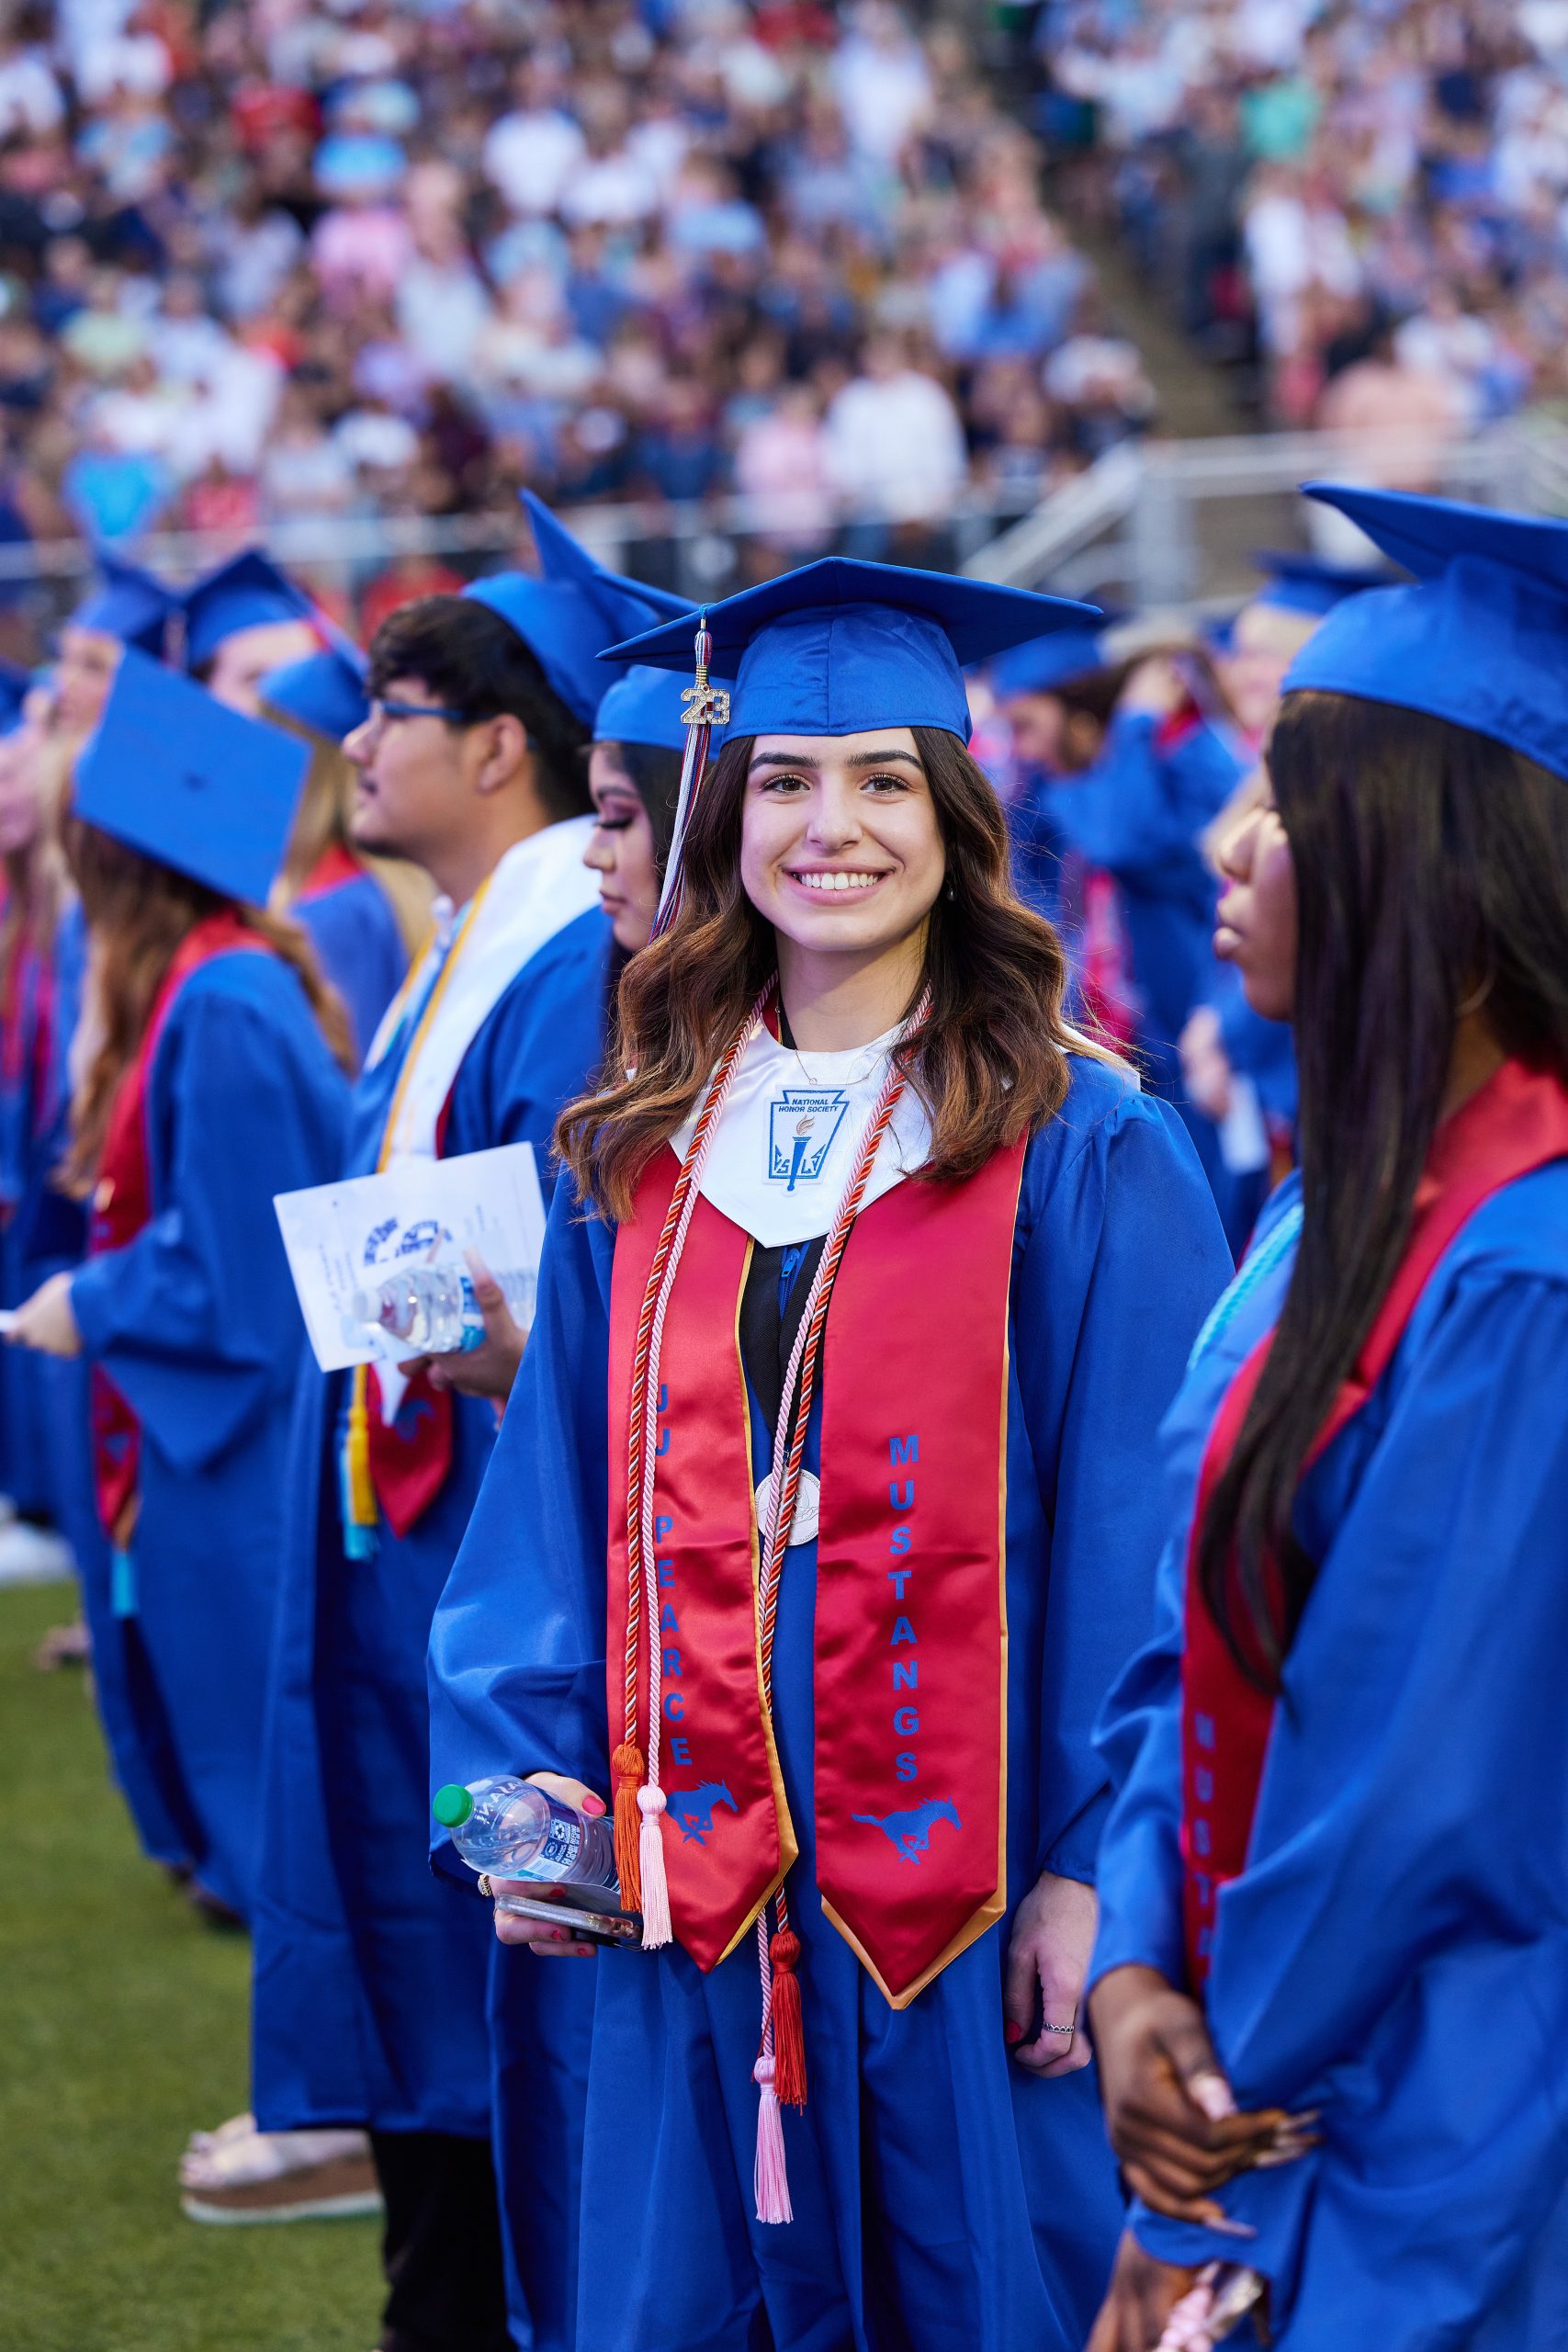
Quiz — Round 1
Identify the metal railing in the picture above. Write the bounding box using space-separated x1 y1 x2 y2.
10 418 1568 635
962 421 1568 604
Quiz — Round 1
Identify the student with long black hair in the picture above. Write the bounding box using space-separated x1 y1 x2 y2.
1086 486 1568 2351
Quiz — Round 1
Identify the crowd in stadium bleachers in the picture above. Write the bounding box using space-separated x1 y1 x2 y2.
0 0 1164 614
1034 0 1568 435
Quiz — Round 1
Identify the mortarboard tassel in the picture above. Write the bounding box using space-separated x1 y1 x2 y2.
649 616 728 944
342 1367 378 1559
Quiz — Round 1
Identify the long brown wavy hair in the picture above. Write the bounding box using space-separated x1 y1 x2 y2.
62 820 355 1195
558 726 1121 1220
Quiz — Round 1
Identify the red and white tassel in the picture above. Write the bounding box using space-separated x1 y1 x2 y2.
637 1782 671 1949
752 2055 793 2224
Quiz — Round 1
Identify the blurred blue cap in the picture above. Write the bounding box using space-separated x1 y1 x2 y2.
990 628 1107 701
593 664 701 754
1285 482 1568 780
0 658 31 737
70 553 177 658
75 648 310 904
183 548 317 673
462 492 691 726
1250 548 1394 618
260 642 370 743
609 557 1101 741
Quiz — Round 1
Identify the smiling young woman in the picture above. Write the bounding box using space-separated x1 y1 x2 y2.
428 560 1232 2352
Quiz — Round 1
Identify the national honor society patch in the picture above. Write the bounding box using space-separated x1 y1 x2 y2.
768 1089 850 1189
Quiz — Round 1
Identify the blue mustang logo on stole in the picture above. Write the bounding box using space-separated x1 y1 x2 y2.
852 1798 962 1864
665 1782 739 1844
768 1090 849 1190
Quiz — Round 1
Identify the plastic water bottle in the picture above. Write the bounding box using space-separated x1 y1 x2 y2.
353 1264 536 1354
432 1775 618 1894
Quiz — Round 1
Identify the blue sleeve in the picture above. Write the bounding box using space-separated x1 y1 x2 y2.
297 876 408 1069
1050 715 1242 883
70 971 348 1470
1013 1080 1231 1882
1132 1270 1568 2338
428 1174 615 1845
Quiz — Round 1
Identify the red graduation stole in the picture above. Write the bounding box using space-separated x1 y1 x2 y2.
1180 1057 1568 1988
606 1133 1024 2007
88 911 267 1542
297 842 364 904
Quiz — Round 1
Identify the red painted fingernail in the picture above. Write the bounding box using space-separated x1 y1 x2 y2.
1004 2019 1024 2046
581 1793 607 1816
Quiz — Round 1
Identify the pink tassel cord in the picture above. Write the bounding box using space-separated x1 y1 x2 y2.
752 2056 793 2225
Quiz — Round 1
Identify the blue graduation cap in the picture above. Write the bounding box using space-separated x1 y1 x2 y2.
260 642 370 743
69 552 176 658
182 548 317 673
1285 482 1568 780
593 664 701 753
1249 549 1395 618
463 492 691 727
608 557 1101 741
990 628 1107 702
75 648 310 905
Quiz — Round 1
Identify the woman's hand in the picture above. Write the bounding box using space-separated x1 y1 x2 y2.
1089 1964 1310 2228
401 1257 527 1411
490 1772 606 1958
1087 2230 1200 2352
8 1270 82 1358
1003 1870 1097 2075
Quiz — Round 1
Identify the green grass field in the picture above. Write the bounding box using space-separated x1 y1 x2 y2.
0 1579 382 2352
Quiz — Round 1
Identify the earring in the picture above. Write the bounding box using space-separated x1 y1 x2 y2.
944 880 956 902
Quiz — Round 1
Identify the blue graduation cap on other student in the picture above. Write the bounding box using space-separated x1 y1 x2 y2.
1249 548 1395 618
608 557 1101 741
260 641 370 743
70 552 177 658
463 492 691 727
989 628 1108 702
1284 482 1568 781
75 647 310 905
592 664 702 753
182 548 318 673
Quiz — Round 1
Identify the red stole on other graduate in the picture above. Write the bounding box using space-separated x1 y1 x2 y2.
88 911 265 1541
357 1086 456 1540
1180 1058 1568 1988
607 1135 1024 2007
296 842 363 904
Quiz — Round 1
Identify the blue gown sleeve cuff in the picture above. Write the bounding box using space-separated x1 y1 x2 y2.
68 1258 117 1358
1131 2145 1319 2305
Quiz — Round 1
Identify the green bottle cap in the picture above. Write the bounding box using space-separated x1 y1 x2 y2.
432 1783 475 1829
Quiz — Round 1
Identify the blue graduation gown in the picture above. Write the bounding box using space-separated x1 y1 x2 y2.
0 910 68 1519
251 907 605 2168
429 1057 1232 2352
67 948 350 1918
296 865 409 1069
1049 712 1243 1107
1091 1166 1568 2347
11 902 188 1866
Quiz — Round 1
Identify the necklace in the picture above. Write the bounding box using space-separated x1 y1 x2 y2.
776 1007 904 1092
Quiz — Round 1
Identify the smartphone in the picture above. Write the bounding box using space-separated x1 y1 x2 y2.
493 1892 643 1947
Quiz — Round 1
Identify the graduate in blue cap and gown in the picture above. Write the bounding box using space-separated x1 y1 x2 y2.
6 651 351 1924
180 546 321 717
428 557 1232 2352
239 500 688 2341
1086 484 1568 2352
987 627 1109 932
260 639 428 1064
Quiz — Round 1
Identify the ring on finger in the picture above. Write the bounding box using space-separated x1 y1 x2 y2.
1043 2021 1075 2037
478 1873 494 1899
